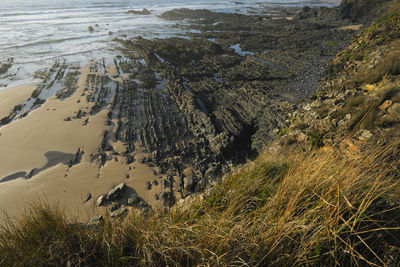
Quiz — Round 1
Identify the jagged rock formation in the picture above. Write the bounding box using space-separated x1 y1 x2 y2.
0 6 361 208
67 8 356 202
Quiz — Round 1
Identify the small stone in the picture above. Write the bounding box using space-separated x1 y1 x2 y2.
111 207 128 218
163 179 170 189
87 215 103 226
303 104 312 111
153 180 159 186
379 100 393 112
146 181 152 190
160 192 175 207
183 176 193 190
296 132 308 142
84 193 92 202
27 168 38 179
205 166 218 178
358 130 373 141
154 167 162 174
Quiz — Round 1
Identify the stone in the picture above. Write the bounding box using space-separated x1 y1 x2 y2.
387 103 400 117
84 193 92 202
111 207 128 218
160 192 175 207
96 195 107 206
87 215 103 226
379 100 393 112
163 179 171 189
183 175 194 190
358 130 373 141
127 192 140 206
110 203 121 212
127 8 151 15
146 181 152 190
154 167 162 174
205 166 218 178
303 104 312 111
137 201 152 212
27 168 38 179
107 183 126 201
195 177 209 192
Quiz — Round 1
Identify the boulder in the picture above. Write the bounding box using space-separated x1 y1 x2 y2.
107 183 126 201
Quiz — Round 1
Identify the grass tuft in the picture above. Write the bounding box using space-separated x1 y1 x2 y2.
1 140 400 266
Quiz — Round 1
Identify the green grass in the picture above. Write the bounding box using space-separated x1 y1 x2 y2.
338 2 400 87
331 84 400 130
276 127 289 138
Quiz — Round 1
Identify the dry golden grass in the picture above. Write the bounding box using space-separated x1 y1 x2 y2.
0 138 399 266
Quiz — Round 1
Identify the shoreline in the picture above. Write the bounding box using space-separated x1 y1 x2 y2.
0 5 361 223
0 65 167 223
0 84 36 118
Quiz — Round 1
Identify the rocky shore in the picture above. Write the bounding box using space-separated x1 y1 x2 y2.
0 3 367 221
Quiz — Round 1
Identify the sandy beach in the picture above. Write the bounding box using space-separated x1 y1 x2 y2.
0 84 36 118
0 65 167 223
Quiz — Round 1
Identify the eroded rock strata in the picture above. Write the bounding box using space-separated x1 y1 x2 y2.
0 6 362 210
105 8 356 201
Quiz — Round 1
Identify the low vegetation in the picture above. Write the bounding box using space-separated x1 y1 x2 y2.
1 139 399 266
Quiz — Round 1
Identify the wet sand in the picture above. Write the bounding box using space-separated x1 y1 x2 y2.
0 84 36 118
0 65 165 223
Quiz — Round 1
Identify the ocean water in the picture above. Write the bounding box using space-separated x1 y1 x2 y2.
0 0 340 88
